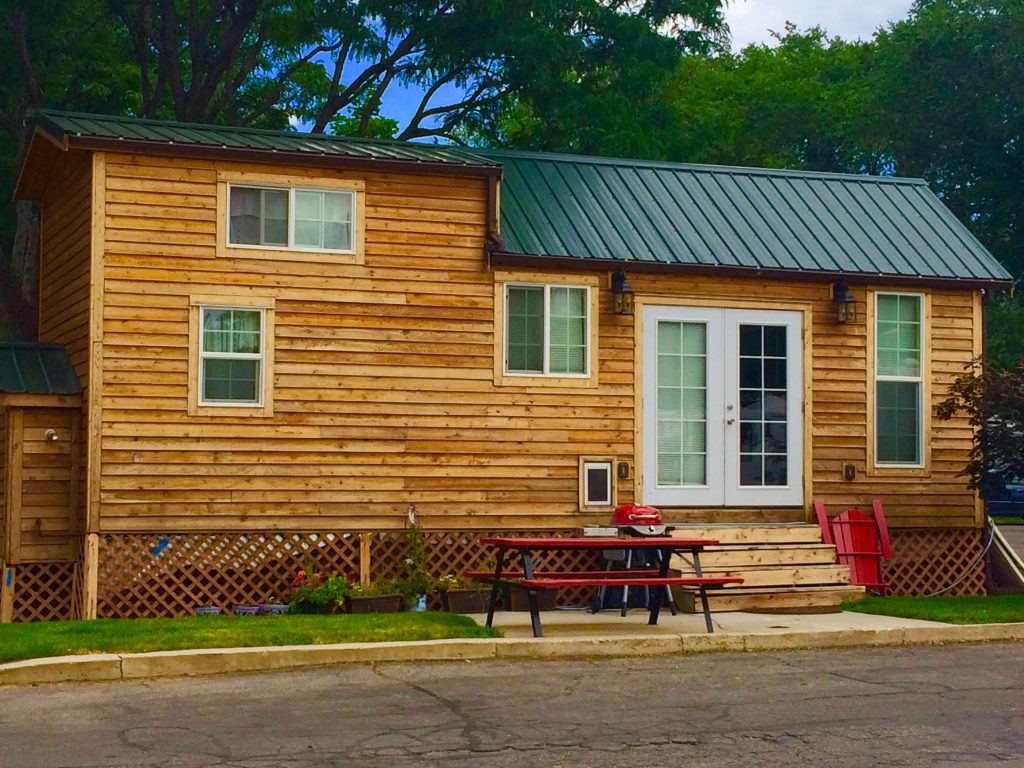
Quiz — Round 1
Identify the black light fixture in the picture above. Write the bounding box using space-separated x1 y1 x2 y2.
833 278 856 323
611 269 634 315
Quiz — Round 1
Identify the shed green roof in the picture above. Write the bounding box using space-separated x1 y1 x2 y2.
0 344 81 395
483 149 1012 284
32 110 499 173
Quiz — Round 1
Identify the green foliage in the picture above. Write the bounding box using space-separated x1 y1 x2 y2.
937 358 1024 497
348 579 404 598
845 595 1024 624
288 571 352 614
985 294 1024 368
399 523 435 599
0 613 499 664
664 26 882 173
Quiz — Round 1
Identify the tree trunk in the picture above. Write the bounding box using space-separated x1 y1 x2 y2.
1 200 39 341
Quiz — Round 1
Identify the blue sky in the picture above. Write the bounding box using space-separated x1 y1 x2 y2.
368 0 917 139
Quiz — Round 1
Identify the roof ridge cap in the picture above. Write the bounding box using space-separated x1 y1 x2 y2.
478 148 926 185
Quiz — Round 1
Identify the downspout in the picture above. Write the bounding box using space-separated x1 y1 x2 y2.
484 173 505 271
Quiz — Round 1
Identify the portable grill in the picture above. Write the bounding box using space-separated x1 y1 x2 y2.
595 504 679 616
610 504 671 537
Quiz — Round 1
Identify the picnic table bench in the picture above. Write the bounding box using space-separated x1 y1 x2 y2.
468 536 743 637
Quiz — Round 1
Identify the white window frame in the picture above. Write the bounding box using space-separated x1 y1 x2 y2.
227 184 357 255
874 291 925 468
582 461 613 508
198 305 266 408
503 283 591 378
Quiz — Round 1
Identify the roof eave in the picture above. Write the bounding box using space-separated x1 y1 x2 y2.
12 124 70 200
490 251 1013 290
64 134 503 178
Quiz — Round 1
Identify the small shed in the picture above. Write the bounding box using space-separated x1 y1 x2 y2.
0 344 83 621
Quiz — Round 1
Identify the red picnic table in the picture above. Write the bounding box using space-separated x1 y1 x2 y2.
466 536 743 638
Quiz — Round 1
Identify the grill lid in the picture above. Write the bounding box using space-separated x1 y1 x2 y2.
611 504 663 527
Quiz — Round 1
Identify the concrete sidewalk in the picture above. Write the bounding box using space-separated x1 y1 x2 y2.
478 607 945 638
3 608 1023 688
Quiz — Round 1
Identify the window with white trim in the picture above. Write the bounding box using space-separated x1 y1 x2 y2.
199 306 265 406
505 284 589 375
582 461 613 508
228 185 354 253
875 293 923 465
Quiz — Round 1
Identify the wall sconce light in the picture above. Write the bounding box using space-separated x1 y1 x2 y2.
833 279 856 324
611 269 634 316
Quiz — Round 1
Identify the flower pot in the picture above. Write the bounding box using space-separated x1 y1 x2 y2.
507 584 558 612
440 588 490 614
257 603 289 616
345 593 404 614
232 604 260 616
194 605 223 616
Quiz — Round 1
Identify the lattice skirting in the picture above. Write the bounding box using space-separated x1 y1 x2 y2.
11 562 81 622
884 528 987 596
97 533 361 619
95 530 599 619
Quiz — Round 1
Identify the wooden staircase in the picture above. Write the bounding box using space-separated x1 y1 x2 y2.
669 523 865 612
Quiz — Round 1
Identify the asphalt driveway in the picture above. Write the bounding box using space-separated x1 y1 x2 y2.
1 642 1022 767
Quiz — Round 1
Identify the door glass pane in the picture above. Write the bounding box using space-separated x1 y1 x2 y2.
739 324 788 487
506 286 544 372
657 321 707 486
877 381 920 464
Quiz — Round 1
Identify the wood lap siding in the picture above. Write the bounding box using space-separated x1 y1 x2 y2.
100 153 617 531
18 409 78 562
94 152 979 533
39 151 93 387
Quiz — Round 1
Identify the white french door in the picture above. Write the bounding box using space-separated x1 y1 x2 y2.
642 305 803 507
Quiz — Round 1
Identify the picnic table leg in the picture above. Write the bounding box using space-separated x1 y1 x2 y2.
521 549 543 638
653 549 679 616
692 550 714 634
647 547 673 626
485 549 506 628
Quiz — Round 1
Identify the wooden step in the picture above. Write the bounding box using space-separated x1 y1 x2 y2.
671 565 851 589
673 585 866 613
673 544 839 569
672 524 826 545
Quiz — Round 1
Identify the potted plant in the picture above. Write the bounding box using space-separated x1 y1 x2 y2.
398 523 435 610
436 573 490 614
288 569 351 614
346 579 404 613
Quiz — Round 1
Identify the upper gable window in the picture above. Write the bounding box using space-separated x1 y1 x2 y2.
228 185 355 253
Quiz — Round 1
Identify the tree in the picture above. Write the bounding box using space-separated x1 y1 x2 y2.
938 359 1024 498
663 26 883 173
872 0 1024 279
0 0 137 339
0 0 728 339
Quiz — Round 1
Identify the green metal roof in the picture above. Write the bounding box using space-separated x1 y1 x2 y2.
0 344 81 395
483 149 1012 283
33 110 499 172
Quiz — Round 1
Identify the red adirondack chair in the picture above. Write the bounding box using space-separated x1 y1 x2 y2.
813 500 893 595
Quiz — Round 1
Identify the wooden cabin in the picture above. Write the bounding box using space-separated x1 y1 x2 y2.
2 110 1012 620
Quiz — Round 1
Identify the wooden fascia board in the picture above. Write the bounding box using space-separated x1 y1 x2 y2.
64 135 502 179
490 251 1012 291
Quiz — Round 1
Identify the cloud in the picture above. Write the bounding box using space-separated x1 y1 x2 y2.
723 0 915 50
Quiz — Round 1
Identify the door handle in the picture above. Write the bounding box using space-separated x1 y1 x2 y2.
726 418 735 425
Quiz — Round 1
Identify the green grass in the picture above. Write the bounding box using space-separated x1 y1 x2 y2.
0 613 499 664
991 515 1024 526
845 595 1024 624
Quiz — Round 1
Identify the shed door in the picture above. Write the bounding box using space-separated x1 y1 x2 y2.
642 306 803 507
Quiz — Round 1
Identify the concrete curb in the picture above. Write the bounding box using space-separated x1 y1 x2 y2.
3 623 1024 687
